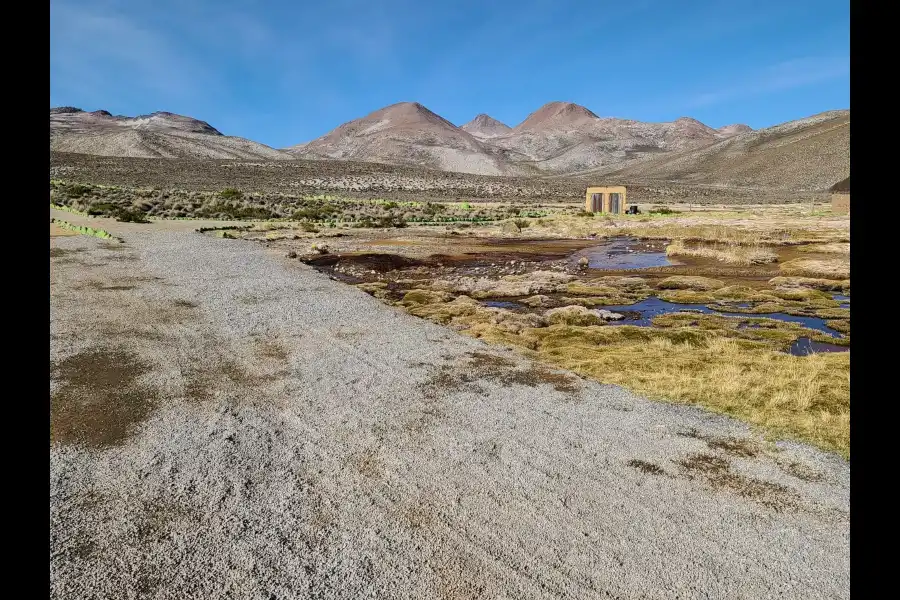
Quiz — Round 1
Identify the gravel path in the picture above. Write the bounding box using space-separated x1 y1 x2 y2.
50 212 850 599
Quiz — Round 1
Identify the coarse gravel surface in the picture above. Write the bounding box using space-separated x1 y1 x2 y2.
50 211 849 599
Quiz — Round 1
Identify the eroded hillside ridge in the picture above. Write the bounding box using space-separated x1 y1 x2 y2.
50 108 290 161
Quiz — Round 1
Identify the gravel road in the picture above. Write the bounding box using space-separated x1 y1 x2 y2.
50 212 850 599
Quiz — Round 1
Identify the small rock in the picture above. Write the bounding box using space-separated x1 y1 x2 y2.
286 250 297 259
596 309 625 321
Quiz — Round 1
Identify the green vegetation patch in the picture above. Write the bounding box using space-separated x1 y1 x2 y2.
50 218 122 242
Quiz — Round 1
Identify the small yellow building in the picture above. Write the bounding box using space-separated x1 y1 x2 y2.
831 193 849 215
830 176 849 215
585 186 627 214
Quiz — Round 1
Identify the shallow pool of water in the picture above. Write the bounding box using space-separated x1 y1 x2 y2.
482 300 524 310
832 293 850 307
599 297 844 337
789 337 849 357
573 237 673 270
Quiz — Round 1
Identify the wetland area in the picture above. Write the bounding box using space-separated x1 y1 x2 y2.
198 203 850 456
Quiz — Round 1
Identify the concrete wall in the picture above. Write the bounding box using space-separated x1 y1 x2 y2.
831 193 850 215
585 186 628 214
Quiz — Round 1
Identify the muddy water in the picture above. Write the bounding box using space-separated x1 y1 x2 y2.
571 237 675 270
598 297 844 337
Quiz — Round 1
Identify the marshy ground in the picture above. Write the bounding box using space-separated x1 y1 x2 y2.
214 203 850 456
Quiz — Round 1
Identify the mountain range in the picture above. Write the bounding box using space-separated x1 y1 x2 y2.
49 101 850 191
285 101 756 176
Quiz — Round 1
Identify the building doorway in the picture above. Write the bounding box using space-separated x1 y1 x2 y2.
591 193 603 212
609 193 621 214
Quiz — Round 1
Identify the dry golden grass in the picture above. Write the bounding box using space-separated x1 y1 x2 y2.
769 276 850 292
797 242 851 254
468 323 850 456
780 258 850 279
657 275 725 291
397 282 851 456
665 240 778 265
520 208 849 250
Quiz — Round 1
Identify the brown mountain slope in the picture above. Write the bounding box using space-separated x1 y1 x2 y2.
285 101 753 176
461 114 512 139
285 102 525 176
485 103 729 173
50 108 290 160
588 110 850 191
717 124 753 136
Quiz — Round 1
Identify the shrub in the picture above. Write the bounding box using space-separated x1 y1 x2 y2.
198 203 276 220
576 211 595 218
376 216 407 228
649 206 679 215
67 184 93 198
300 222 319 233
86 202 119 216
512 218 530 229
291 204 335 221
219 188 243 200
114 209 150 223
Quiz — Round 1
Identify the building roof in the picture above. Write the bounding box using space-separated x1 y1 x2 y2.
830 177 850 193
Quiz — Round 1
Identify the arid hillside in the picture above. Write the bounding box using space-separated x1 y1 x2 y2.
50 151 831 205
285 101 752 176
461 114 513 139
589 110 850 191
50 107 290 160
285 102 526 177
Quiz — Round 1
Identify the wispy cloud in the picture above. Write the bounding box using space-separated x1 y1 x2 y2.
50 1 214 107
685 56 850 108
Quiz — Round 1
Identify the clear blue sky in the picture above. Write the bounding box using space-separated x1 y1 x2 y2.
50 0 850 148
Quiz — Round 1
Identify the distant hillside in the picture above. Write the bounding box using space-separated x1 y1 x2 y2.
461 114 512 139
588 110 850 191
286 100 752 176
50 108 290 160
285 102 527 176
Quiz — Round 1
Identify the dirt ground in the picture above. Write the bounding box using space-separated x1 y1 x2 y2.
50 209 849 598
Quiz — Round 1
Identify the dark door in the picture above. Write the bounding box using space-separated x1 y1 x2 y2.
591 193 602 212
609 193 620 214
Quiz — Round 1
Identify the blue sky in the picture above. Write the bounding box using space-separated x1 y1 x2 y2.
50 0 850 148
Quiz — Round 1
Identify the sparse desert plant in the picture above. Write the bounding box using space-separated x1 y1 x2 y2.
299 222 319 233
649 206 679 215
292 205 335 221
86 202 119 216
113 208 150 223
376 216 407 228
66 184 93 198
512 218 530 229
219 188 243 200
